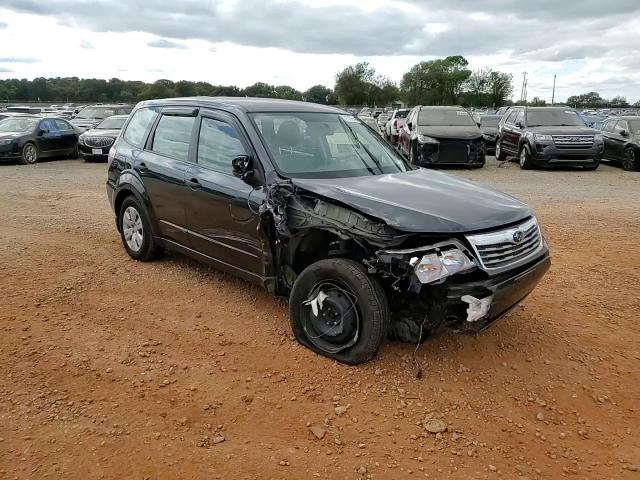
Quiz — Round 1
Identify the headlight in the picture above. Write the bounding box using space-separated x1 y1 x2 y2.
411 248 475 284
417 134 438 144
78 136 85 145
0 139 12 146
482 134 495 141
534 134 553 142
593 134 603 142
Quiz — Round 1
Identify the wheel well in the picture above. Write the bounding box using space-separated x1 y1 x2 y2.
114 189 134 220
291 229 366 275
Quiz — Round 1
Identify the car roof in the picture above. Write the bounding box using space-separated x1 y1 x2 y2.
85 104 131 108
480 114 502 119
418 105 466 110
139 96 345 114
609 115 640 120
102 114 130 119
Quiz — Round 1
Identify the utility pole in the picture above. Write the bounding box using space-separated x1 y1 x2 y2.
551 74 556 105
520 71 528 103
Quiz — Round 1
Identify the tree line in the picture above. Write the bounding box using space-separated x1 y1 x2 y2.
2 56 634 109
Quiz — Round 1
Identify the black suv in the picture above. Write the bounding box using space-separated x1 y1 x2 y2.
107 97 550 365
398 106 485 168
600 116 640 171
495 106 603 170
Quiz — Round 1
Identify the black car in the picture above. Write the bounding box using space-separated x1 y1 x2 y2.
496 106 603 170
0 116 79 164
71 104 132 130
601 116 640 171
107 97 550 365
398 106 486 167
478 114 502 155
79 115 128 162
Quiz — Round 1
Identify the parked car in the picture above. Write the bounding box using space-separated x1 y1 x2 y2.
359 115 379 130
0 116 79 164
71 104 132 130
376 113 390 134
385 108 410 145
478 115 501 155
495 106 603 170
398 106 486 167
600 116 640 171
6 105 42 115
107 97 550 364
79 114 128 162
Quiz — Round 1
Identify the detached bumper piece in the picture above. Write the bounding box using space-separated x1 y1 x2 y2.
416 138 485 166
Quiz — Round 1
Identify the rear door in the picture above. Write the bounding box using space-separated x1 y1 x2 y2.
183 110 264 277
135 106 198 246
611 120 629 160
36 118 62 155
500 110 519 154
601 120 617 159
53 119 78 151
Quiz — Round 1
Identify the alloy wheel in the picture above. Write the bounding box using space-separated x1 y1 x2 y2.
122 206 144 252
622 148 636 171
24 144 38 164
520 148 527 167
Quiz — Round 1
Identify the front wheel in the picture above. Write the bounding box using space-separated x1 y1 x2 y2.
622 147 638 171
583 160 600 171
289 259 389 365
20 142 39 165
519 144 534 170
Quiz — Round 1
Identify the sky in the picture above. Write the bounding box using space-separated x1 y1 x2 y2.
0 0 639 103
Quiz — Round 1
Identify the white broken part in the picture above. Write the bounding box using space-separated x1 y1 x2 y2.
461 295 493 322
304 290 328 317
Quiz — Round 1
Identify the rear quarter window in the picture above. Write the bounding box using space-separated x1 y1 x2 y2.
123 107 159 147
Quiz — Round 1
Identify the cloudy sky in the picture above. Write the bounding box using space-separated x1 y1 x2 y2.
1 0 639 103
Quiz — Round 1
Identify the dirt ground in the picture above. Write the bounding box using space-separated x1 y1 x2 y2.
1 158 639 480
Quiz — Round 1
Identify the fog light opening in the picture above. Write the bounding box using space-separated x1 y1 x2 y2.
461 295 493 323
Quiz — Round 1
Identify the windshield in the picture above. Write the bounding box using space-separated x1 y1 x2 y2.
97 116 127 129
251 112 410 178
0 117 38 132
628 119 640 133
527 109 584 127
480 117 500 127
395 110 409 119
76 107 125 120
418 109 476 127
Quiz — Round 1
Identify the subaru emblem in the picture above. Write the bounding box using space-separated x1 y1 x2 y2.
513 230 524 243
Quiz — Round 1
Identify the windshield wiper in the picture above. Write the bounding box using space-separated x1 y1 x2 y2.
338 117 383 174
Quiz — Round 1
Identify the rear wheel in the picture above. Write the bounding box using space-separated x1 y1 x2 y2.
622 147 638 171
495 140 507 161
289 259 389 365
20 142 38 165
519 144 534 170
118 196 164 261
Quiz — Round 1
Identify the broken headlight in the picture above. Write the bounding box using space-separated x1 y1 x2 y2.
411 248 475 284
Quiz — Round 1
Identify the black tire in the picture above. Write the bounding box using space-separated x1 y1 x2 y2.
289 259 389 365
583 160 600 171
409 141 417 165
622 147 639 171
70 144 79 159
117 196 164 261
495 140 507 161
518 144 534 170
20 142 39 165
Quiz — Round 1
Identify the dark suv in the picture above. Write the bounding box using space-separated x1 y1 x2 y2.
107 97 550 365
600 116 640 171
398 106 485 167
495 106 603 170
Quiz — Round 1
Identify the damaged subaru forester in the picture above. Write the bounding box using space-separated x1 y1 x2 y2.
107 98 550 365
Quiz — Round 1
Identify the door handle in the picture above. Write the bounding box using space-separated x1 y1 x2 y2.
137 162 149 173
186 177 201 190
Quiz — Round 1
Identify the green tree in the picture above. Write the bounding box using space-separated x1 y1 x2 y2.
273 85 303 100
243 82 276 98
304 85 332 104
401 56 472 106
334 62 376 105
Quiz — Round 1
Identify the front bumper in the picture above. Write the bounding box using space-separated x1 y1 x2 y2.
79 143 109 160
416 138 486 166
530 143 603 166
0 142 20 160
389 252 550 341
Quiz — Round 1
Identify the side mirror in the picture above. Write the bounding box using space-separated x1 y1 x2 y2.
515 121 524 128
38 128 49 136
406 121 413 130
619 129 629 137
231 155 254 180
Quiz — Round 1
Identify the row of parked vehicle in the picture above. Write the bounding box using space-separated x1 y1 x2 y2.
359 104 640 172
0 104 132 164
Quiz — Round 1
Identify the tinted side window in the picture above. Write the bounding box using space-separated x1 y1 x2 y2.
515 111 525 125
614 121 628 133
40 119 59 132
54 119 72 130
197 118 247 174
505 111 518 125
123 107 158 147
151 115 195 161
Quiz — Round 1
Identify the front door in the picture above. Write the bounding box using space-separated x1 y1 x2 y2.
184 111 264 277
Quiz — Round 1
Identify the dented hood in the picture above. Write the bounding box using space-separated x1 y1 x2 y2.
291 169 532 233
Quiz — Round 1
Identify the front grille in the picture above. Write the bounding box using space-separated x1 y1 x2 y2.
552 135 594 149
84 136 114 148
466 217 544 272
